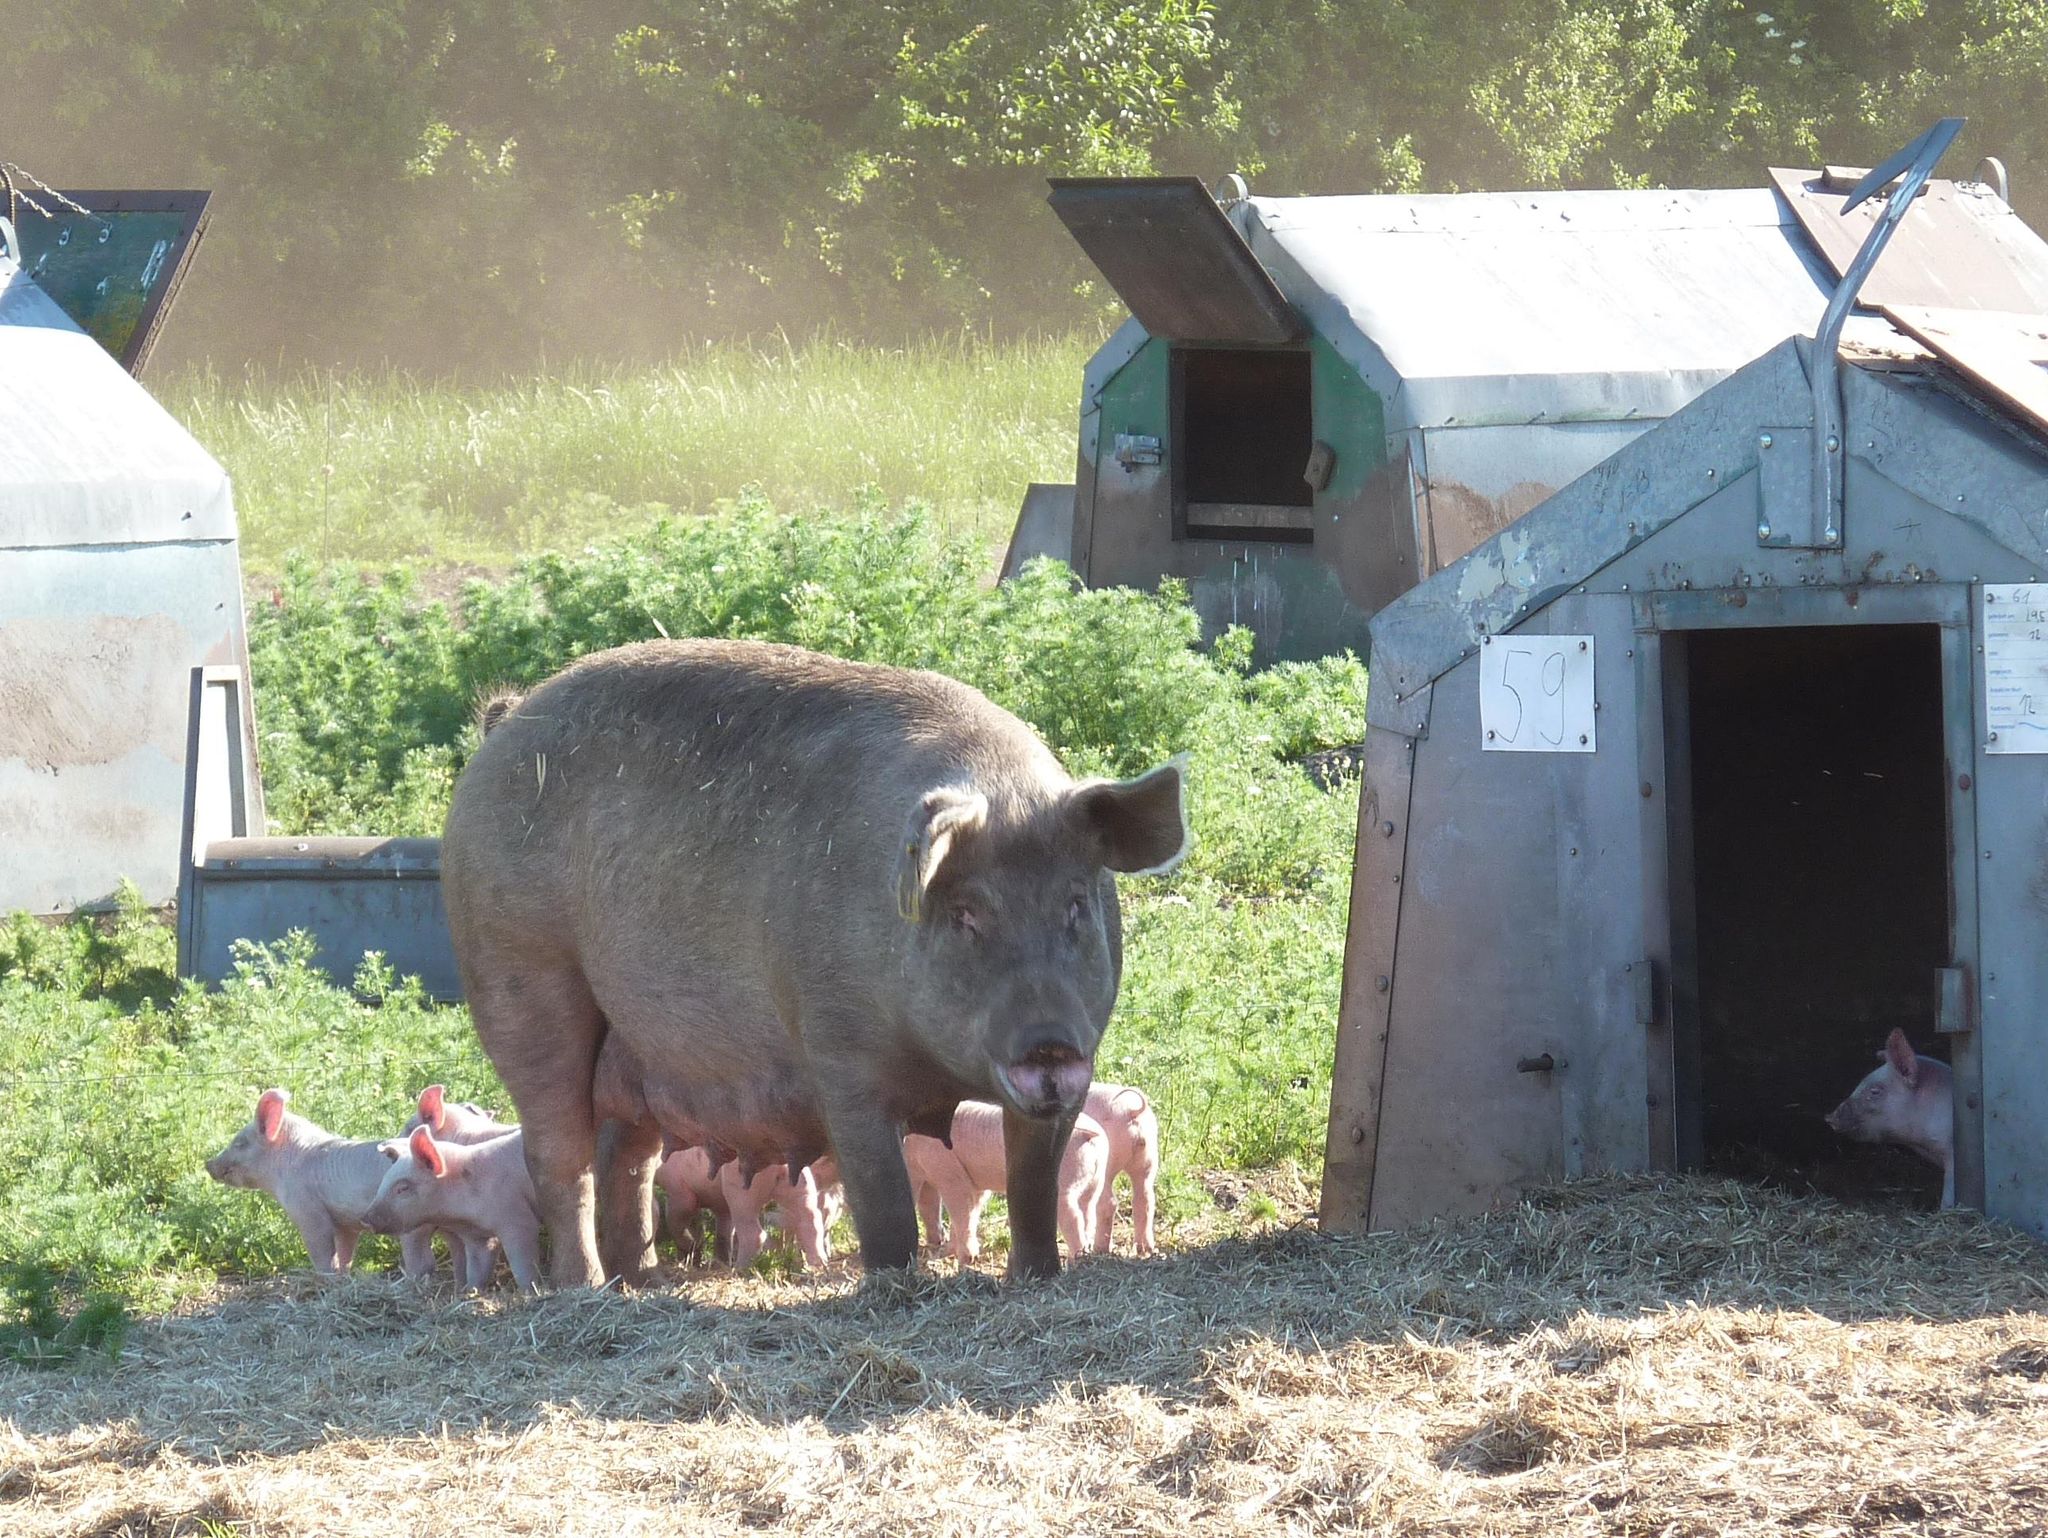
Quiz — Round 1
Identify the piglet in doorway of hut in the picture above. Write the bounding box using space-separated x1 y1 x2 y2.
1824 1028 1955 1208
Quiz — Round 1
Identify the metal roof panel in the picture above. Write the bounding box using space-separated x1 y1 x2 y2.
0 258 236 547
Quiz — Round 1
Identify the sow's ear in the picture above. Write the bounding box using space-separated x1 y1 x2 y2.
1070 756 1190 875
895 787 990 922
1884 1028 1919 1084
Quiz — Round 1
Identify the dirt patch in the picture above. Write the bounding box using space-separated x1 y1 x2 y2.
5 1174 2046 1536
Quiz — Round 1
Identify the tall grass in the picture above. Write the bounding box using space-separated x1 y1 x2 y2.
168 334 1095 569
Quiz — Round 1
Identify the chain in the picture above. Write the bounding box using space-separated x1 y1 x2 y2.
0 163 105 223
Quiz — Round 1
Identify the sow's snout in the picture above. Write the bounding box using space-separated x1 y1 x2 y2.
995 1038 1096 1118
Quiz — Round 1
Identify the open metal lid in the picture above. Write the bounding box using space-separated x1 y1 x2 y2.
1048 176 1302 344
7 188 211 375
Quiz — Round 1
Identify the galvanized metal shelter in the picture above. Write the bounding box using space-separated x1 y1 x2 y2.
1034 168 2048 661
0 249 262 912
1317 175 2048 1237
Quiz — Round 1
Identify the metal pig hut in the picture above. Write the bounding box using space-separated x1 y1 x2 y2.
0 242 263 913
1316 185 2048 1237
1036 168 2041 663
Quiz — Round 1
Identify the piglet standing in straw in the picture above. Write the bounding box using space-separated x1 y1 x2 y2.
1084 1082 1160 1257
905 1102 1107 1263
400 1084 516 1281
1825 1028 1955 1208
205 1088 435 1276
362 1125 545 1291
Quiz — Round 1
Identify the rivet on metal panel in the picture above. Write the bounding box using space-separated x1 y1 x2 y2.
1392 873 1400 883
1989 731 2000 744
1627 520 1637 532
1824 526 1839 542
1578 735 1588 745
1578 641 1587 652
1958 773 1973 791
1626 649 1634 658
1621 584 1630 593
1381 820 1396 837
1825 435 1839 454
1758 522 1773 539
1486 730 1496 741
1955 493 1966 504
1706 468 1717 480
1349 1124 1366 1145
1374 975 1390 993
1569 847 1579 856
1640 782 1654 798
1985 850 1994 859
1759 433 1774 450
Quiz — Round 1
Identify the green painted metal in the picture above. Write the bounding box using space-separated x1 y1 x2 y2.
1309 333 1384 501
1083 332 1390 664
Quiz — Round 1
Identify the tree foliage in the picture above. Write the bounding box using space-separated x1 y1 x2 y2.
2 0 2042 368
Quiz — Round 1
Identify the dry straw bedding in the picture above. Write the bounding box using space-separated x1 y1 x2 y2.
6 1174 2048 1537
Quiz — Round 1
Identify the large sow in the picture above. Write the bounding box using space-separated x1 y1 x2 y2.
443 639 1187 1284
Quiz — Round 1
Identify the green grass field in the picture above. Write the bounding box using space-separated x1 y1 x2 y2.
170 334 1096 570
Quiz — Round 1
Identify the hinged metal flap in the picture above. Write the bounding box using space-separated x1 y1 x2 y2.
10 189 212 375
1769 166 2048 315
1935 965 1972 1034
1047 177 1303 344
1882 305 2048 439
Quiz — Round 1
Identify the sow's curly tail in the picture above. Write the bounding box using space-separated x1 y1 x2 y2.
476 688 525 737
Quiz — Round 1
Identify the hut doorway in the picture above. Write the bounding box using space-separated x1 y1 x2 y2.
1665 621 1953 1204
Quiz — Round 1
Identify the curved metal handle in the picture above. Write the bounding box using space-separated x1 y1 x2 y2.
1808 117 1966 547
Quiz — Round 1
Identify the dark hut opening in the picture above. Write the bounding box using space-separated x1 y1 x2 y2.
1671 622 1951 1206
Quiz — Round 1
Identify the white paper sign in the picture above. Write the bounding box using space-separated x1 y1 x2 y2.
1480 634 1596 752
1983 584 2048 753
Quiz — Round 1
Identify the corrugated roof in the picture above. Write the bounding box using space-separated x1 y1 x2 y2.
1242 186 1917 431
0 256 234 547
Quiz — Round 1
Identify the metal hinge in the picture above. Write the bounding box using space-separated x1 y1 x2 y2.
1114 433 1162 468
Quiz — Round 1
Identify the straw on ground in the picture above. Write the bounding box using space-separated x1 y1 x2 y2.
6 1174 2045 1536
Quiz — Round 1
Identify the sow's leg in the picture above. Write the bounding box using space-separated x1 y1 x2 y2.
465 963 609 1289
813 1066 921 1271
1004 1106 1080 1281
596 1115 664 1284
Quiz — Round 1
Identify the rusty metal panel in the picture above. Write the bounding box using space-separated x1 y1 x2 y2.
1319 720 1420 1233
1769 170 2048 315
0 540 256 912
1418 420 1647 571
1048 178 1301 345
183 836 461 1001
1881 306 2048 438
